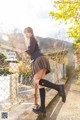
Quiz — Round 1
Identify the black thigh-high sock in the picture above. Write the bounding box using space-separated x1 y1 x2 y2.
39 79 59 91
39 88 45 110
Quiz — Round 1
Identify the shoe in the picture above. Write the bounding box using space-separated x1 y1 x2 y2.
33 105 46 114
58 84 66 102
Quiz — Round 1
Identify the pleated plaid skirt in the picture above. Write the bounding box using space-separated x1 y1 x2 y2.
32 56 51 75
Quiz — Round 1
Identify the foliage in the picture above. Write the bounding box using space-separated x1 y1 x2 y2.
66 65 75 78
0 53 6 62
73 40 80 49
0 53 9 75
50 0 80 40
77 65 80 72
0 67 10 76
18 59 31 76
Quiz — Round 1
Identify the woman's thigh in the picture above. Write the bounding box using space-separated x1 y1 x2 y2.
33 69 46 84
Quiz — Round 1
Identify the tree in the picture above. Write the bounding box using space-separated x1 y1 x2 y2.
50 0 80 83
50 0 80 40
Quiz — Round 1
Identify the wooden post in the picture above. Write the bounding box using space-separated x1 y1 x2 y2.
9 62 19 103
56 62 59 83
10 74 18 103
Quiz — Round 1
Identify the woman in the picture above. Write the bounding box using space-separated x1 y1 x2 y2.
24 27 66 114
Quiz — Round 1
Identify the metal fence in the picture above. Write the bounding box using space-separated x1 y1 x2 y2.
0 47 67 112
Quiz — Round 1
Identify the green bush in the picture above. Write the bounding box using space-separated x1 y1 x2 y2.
0 53 6 62
66 65 75 78
77 65 80 72
0 68 10 76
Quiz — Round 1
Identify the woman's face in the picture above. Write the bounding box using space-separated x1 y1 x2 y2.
25 32 32 39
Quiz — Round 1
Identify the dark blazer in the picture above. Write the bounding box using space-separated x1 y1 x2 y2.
25 35 43 61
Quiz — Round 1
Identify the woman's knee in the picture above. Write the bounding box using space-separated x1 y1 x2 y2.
34 79 39 85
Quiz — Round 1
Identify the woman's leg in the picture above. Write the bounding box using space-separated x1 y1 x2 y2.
33 69 46 88
33 69 46 113
34 70 66 103
33 69 66 114
38 79 66 103
34 83 38 105
33 69 46 105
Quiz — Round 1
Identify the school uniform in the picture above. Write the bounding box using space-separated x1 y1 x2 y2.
25 35 50 75
25 35 66 114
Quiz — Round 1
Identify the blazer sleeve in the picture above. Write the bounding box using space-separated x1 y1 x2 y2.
25 37 36 55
